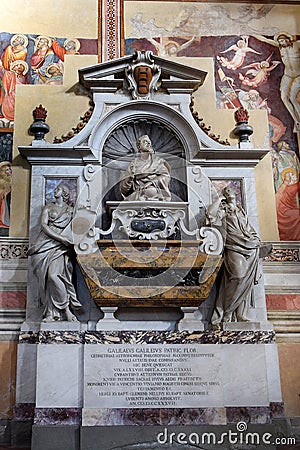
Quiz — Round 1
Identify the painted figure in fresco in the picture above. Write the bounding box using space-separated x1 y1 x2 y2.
254 32 300 130
120 135 172 201
28 184 82 322
233 5 278 35
238 90 287 145
275 168 300 241
52 38 80 62
271 140 300 192
0 161 12 229
30 35 55 84
235 4 274 24
148 36 195 57
207 187 261 325
1 34 28 70
217 68 242 109
217 36 261 71
239 56 281 88
157 4 276 38
239 89 268 110
268 115 287 147
45 63 63 85
218 88 242 110
0 60 28 122
129 13 168 38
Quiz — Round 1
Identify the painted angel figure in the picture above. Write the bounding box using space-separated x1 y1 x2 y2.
148 36 195 57
239 55 281 88
217 36 261 70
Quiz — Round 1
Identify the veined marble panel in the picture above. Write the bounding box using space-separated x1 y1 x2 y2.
0 292 26 308
265 344 283 403
17 329 276 345
14 402 35 420
82 407 227 426
84 330 276 345
19 331 40 344
222 345 269 406
38 331 85 345
266 294 300 310
15 342 37 404
34 407 81 425
36 343 83 408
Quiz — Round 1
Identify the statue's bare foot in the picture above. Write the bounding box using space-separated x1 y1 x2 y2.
42 315 55 322
65 308 78 322
222 313 233 323
238 316 250 322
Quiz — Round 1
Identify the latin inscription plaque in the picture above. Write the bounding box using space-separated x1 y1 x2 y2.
84 344 223 408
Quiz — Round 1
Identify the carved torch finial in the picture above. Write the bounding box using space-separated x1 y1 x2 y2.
234 106 249 124
233 106 253 146
29 104 50 141
32 104 48 121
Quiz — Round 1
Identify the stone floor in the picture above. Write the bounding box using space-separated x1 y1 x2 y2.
0 446 30 450
0 444 299 450
0 446 299 450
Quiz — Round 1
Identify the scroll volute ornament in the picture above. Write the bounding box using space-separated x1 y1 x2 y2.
125 51 161 100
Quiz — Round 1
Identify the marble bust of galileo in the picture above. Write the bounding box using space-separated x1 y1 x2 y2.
120 135 172 202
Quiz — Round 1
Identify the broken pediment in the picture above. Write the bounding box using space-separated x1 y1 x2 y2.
78 50 207 97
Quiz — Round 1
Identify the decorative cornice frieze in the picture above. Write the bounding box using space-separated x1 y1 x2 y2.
264 247 300 263
0 238 29 259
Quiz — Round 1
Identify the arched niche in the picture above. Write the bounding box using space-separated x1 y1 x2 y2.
89 100 201 165
90 101 201 223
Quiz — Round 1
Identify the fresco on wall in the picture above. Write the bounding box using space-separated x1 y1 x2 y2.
0 31 97 235
211 179 243 207
0 33 97 127
0 131 13 236
45 178 77 207
124 2 300 241
126 4 279 39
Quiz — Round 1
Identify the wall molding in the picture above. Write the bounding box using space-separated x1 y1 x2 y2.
0 308 25 341
268 311 300 343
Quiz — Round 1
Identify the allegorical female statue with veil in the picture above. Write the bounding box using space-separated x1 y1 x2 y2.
207 186 261 325
29 184 82 322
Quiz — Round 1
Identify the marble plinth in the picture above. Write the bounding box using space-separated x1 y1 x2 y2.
15 328 283 449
